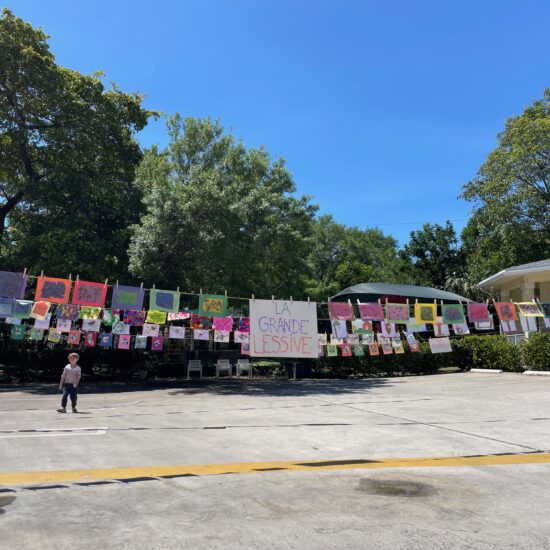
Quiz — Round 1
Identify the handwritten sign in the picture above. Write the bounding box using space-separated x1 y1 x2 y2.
249 299 318 358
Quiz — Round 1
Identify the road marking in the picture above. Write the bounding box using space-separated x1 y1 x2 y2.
1 452 549 486
0 427 108 438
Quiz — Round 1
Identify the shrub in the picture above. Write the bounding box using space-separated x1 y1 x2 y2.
522 333 550 371
462 335 522 372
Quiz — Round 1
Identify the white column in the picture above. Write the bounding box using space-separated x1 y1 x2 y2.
520 282 535 302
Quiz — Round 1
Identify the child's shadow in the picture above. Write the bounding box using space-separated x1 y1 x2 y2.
74 411 92 415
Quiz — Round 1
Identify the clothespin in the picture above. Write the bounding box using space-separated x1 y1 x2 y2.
140 282 144 290
290 296 293 303
199 288 202 295
23 268 27 277
272 295 275 303
307 296 310 304
76 274 79 284
104 278 108 287
176 286 180 293
40 270 44 278
224 289 227 298
152 284 156 290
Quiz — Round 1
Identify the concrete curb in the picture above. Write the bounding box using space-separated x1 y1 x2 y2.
523 370 550 377
469 368 503 373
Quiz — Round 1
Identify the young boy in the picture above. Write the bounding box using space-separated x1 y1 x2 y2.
57 353 81 413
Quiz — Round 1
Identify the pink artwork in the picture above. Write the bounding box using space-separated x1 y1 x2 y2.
84 331 97 347
167 312 191 321
72 280 107 307
385 303 409 322
118 334 131 350
358 303 385 321
241 341 251 355
328 302 354 321
142 323 160 337
212 316 234 332
467 303 490 323
151 336 164 352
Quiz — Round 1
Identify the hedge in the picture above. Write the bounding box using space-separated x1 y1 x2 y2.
522 333 550 371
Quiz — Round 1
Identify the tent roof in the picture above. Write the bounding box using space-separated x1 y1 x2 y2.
331 282 472 303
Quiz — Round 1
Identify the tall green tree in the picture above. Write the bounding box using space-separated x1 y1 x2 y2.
0 9 155 279
461 88 550 282
129 115 317 297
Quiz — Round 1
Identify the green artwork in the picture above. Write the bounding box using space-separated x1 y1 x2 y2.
102 309 118 326
199 294 228 318
149 289 180 313
13 300 33 319
442 304 466 324
11 325 26 340
353 345 364 356
79 306 102 320
326 344 338 357
30 328 44 341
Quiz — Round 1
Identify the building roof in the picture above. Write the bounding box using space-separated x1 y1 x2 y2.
331 282 471 303
478 259 550 288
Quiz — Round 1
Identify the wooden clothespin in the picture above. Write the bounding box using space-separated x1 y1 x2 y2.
23 268 27 277
290 296 293 304
199 288 202 295
252 294 255 302
224 289 227 298
272 295 275 303
307 296 310 304
40 270 44 278
176 286 180 293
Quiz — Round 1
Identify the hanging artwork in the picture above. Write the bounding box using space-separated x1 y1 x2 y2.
385 303 409 322
78 306 102 320
98 333 112 348
347 334 360 345
142 323 160 337
199 294 228 318
380 338 393 355
30 328 44 341
149 288 180 313
328 301 354 321
34 313 52 329
318 333 328 346
500 320 519 333
151 336 164 352
134 335 147 349
214 331 230 343
167 311 190 321
102 309 119 327
193 329 210 341
408 340 420 352
48 329 62 343
72 280 107 307
111 284 145 310
392 339 405 354
441 304 466 324
517 302 543 317
191 314 212 330
112 320 130 335
82 319 101 332
353 344 364 356
123 309 145 326
341 343 352 357
494 302 518 321
361 333 375 344
330 336 344 345
467 303 490 323
30 301 50 321
5 317 21 324
331 319 348 340
12 300 33 319
56 319 72 333
0 271 27 299
519 313 537 332
237 317 250 333
35 276 71 304
538 302 550 319
475 315 494 331
407 318 427 332
452 323 470 335
415 303 437 324
358 302 385 321
117 334 131 350
84 332 97 347
146 310 168 325
404 332 420 352
169 326 186 339
352 319 373 333
212 316 234 332
368 342 380 356
433 317 450 337
234 331 250 344
68 330 82 346
318 344 325 357
429 337 452 353
326 344 338 357
0 297 14 317
57 304 80 321
380 322 397 338
11 325 25 340
241 341 251 355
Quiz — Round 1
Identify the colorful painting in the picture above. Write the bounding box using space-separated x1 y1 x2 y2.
441 304 466 324
68 330 81 345
82 319 101 332
5 317 21 324
123 309 145 326
35 276 71 304
56 319 72 333
318 344 324 357
30 328 44 341
213 316 234 332
407 318 427 332
167 311 191 321
326 344 338 357
358 302 385 321
381 341 393 355
0 297 14 318
149 288 180 313
193 329 210 341
234 331 250 344
341 343 352 356
72 280 107 307
392 339 405 354
214 331 230 343
330 336 344 345
78 306 102 320
467 303 490 323
500 320 519 333
237 317 250 333
146 310 168 325
518 313 537 332
452 323 470 335
517 302 543 317
368 343 380 356
151 336 164 352
380 322 397 338
142 323 160 337
57 304 80 321
328 301 354 321
191 314 212 330
386 303 409 322
98 333 112 348
538 302 550 319
117 334 131 350
102 309 119 327
134 335 147 349
408 341 420 352
11 300 33 319
318 333 328 346
347 334 360 345
84 332 97 347
30 301 50 321
241 342 251 355
169 326 186 339
351 319 373 333
404 332 417 346
34 313 52 329
475 315 494 331
429 337 452 353
112 320 130 335
48 329 62 343
11 325 26 340
199 294 228 318
111 284 145 310
415 303 437 324
361 333 375 344
494 302 518 321
0 271 27 299
331 319 348 340
433 317 450 337
353 344 364 356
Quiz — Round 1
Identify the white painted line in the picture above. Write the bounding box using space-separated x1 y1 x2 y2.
0 430 107 438
0 427 109 438
470 368 503 373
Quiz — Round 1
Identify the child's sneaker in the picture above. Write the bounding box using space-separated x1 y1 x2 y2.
72 407 78 413
57 407 66 413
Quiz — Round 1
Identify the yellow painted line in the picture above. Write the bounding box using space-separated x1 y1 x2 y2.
1 452 550 486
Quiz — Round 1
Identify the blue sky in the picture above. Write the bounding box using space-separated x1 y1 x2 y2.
8 0 550 243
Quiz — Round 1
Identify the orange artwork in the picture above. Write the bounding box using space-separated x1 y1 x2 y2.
35 276 72 304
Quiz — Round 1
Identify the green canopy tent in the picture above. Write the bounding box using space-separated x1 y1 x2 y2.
331 283 471 304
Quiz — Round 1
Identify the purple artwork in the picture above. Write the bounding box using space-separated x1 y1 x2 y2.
358 303 385 321
328 302 354 321
111 284 145 310
0 271 27 299
212 316 234 332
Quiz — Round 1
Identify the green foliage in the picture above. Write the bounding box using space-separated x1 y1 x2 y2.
129 115 317 297
457 335 523 372
0 8 156 279
522 333 550 371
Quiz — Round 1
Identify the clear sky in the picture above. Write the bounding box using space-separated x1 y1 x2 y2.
7 0 550 243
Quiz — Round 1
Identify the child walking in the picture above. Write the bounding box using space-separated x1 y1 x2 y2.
57 353 81 413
